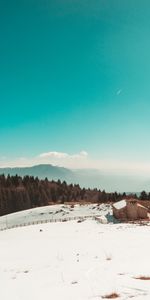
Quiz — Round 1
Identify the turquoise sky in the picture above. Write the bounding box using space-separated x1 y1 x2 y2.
1 0 150 169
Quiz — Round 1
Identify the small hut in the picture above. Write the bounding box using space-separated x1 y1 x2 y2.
113 199 148 221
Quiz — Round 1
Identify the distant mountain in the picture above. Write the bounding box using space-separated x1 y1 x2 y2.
0 164 149 193
0 164 74 182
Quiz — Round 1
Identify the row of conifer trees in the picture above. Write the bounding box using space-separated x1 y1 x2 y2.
0 174 146 216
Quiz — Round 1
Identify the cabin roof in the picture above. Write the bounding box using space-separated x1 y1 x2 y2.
137 203 148 210
113 199 126 210
113 199 148 211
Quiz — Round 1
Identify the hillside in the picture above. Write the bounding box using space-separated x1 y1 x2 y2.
0 203 112 229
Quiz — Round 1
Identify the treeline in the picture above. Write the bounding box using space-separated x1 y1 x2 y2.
0 174 145 216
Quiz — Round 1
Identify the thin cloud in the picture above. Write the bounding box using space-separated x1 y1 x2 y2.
39 151 88 159
39 151 68 159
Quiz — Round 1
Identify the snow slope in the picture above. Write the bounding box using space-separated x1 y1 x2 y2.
0 203 112 229
0 216 150 299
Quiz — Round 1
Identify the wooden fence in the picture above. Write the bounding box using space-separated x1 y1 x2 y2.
0 214 101 231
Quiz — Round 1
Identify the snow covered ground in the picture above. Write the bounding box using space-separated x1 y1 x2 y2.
0 203 112 229
0 209 150 299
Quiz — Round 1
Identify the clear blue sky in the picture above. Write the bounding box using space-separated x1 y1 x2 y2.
1 0 150 169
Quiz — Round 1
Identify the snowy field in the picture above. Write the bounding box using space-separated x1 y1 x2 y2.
0 211 150 299
0 203 112 229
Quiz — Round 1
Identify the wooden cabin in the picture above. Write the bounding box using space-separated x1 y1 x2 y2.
113 199 148 221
